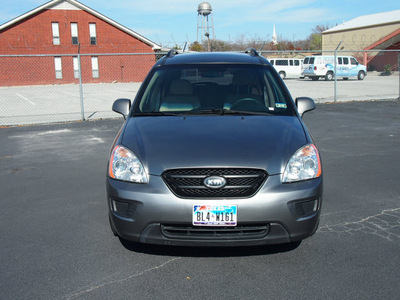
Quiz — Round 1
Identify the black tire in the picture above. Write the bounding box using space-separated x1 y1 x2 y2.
311 76 319 81
325 72 334 81
358 71 365 80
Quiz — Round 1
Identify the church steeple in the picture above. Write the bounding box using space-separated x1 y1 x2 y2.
272 24 278 45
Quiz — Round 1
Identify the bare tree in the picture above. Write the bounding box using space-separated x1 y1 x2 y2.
188 24 332 52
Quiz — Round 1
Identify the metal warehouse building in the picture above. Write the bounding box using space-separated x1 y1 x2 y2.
322 10 400 71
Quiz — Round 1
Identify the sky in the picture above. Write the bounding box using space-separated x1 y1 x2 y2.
0 0 399 48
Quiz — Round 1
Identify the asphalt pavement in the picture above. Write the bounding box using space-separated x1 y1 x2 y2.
1 100 399 299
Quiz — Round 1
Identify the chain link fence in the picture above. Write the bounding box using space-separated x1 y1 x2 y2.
0 52 162 126
261 49 400 103
1 50 399 126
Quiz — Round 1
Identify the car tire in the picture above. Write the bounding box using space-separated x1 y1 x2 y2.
325 72 334 81
279 71 286 79
358 71 365 80
311 76 319 81
343 77 349 80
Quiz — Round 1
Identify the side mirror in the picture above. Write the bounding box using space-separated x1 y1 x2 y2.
296 97 316 117
112 98 131 119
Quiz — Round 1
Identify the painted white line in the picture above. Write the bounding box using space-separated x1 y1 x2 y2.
38 129 71 135
16 93 36 106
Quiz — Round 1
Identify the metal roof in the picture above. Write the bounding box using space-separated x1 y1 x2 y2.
323 9 400 34
0 0 162 50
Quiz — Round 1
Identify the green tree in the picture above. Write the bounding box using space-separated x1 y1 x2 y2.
307 24 330 50
189 41 205 52
309 33 322 50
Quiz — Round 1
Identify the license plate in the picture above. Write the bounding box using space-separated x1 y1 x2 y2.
193 205 237 226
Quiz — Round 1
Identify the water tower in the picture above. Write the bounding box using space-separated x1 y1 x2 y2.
197 2 215 49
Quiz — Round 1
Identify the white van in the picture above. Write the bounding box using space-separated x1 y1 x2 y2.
269 58 303 79
302 56 367 81
301 56 313 76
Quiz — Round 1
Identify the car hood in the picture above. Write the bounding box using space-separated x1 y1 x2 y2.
121 115 308 176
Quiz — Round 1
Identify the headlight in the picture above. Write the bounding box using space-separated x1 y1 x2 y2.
108 145 148 183
282 144 321 183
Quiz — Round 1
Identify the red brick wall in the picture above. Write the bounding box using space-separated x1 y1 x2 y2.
368 42 400 72
0 8 157 86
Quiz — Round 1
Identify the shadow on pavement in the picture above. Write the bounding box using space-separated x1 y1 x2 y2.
119 238 301 257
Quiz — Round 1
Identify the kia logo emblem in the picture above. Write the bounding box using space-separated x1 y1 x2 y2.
203 176 227 189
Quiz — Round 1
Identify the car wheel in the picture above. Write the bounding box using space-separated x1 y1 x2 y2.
311 76 319 81
325 72 334 81
279 71 286 79
358 71 365 80
343 77 349 80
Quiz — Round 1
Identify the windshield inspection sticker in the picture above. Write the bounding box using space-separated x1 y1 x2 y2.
275 103 287 109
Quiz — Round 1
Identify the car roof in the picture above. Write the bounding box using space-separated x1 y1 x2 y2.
157 49 270 66
270 58 303 60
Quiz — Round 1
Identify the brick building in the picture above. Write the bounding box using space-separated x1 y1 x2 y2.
0 0 162 86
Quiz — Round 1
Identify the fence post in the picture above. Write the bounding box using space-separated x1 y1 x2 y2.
334 42 343 102
334 50 339 102
77 44 85 121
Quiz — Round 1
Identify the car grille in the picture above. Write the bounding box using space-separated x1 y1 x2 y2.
161 224 270 240
162 168 267 198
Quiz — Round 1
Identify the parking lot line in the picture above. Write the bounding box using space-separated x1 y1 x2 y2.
16 93 36 106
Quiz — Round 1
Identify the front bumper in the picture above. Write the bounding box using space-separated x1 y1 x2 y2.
107 174 322 246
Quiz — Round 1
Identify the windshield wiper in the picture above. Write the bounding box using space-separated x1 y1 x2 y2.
187 109 273 116
133 111 181 116
223 110 273 116
187 109 230 115
135 109 274 117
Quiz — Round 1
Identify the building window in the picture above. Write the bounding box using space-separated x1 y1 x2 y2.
54 57 62 79
89 23 97 45
91 57 99 78
71 23 79 45
73 57 79 79
52 22 60 45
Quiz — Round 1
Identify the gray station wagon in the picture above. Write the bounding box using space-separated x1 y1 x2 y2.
107 49 323 247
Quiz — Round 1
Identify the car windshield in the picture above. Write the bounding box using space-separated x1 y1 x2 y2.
133 64 294 116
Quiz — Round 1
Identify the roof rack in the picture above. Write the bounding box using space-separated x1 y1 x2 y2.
244 48 259 57
166 49 179 58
